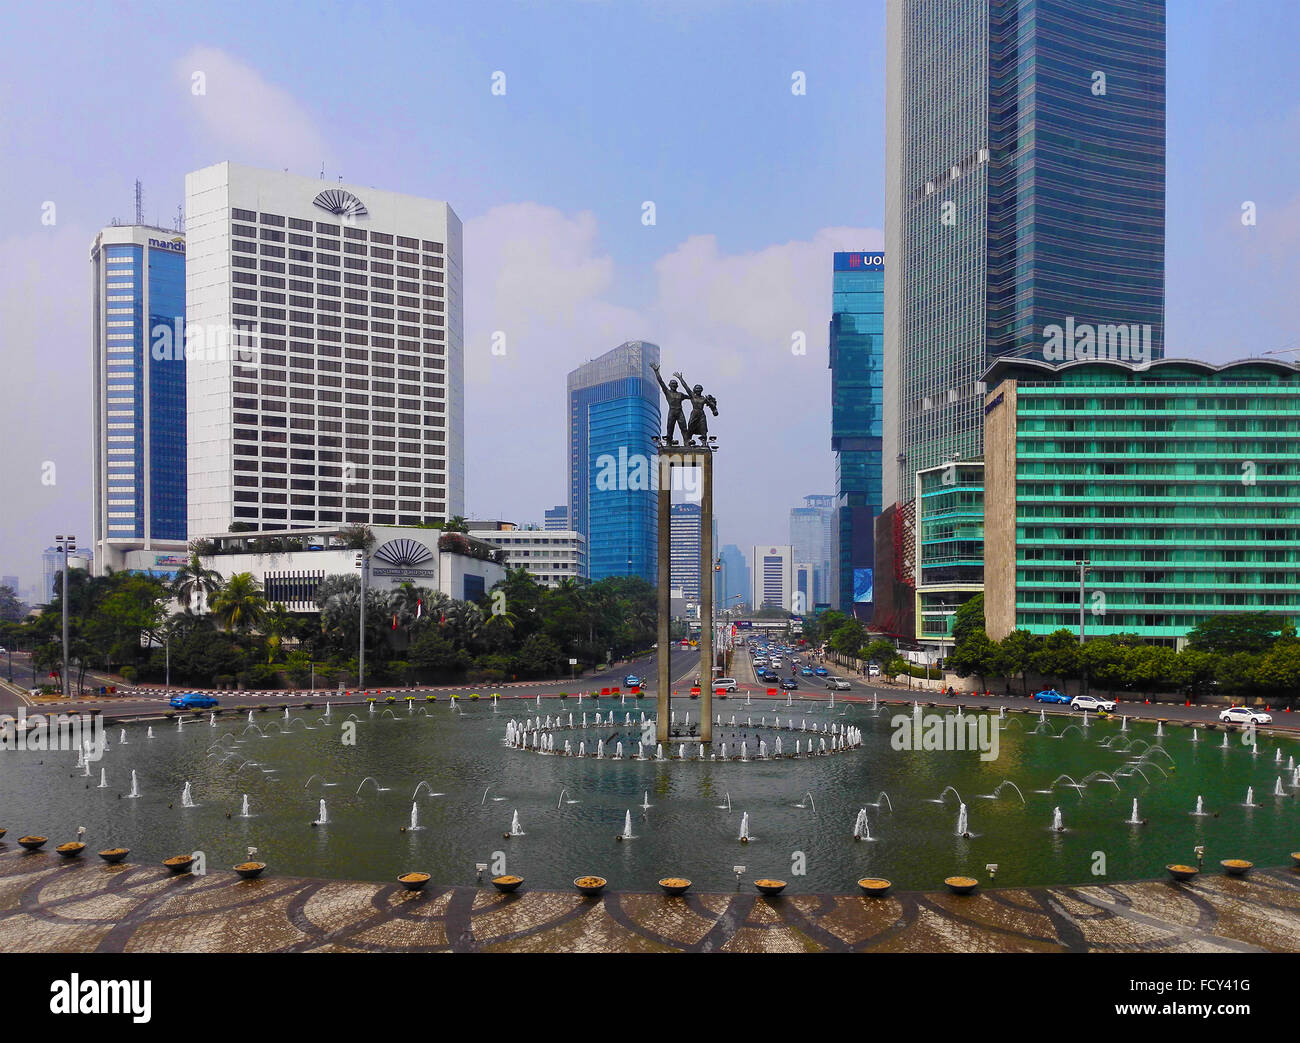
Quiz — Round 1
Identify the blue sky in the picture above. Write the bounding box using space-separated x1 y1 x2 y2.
1 0 1297 593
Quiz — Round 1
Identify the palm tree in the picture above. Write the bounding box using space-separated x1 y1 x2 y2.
443 515 470 534
263 603 293 663
442 601 484 647
209 573 268 634
170 552 222 614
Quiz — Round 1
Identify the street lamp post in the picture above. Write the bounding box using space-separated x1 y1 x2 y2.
55 534 76 697
165 634 170 690
355 551 368 690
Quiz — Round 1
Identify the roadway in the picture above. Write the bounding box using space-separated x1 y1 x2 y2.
2 645 705 720
733 644 1300 733
8 641 1298 736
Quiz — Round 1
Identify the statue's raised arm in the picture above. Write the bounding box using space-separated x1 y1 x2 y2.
650 361 671 397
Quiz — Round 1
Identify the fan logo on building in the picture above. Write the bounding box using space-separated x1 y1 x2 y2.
371 538 436 579
312 189 369 222
1043 317 1152 365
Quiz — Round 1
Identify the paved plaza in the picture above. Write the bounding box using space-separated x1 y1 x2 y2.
2 845 1298 953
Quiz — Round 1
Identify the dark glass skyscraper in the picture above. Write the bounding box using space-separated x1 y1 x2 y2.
829 251 885 618
567 341 661 582
884 0 1166 504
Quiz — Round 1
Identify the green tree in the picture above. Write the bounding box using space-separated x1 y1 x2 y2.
170 552 222 613
515 633 564 678
863 639 896 665
1255 644 1300 704
0 584 25 623
948 629 1000 689
210 573 268 633
996 629 1041 696
1030 629 1080 691
951 593 985 649
1186 612 1285 655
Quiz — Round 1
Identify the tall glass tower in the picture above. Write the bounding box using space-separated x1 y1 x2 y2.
789 494 836 609
90 226 189 574
829 251 885 618
883 0 1166 505
567 341 660 582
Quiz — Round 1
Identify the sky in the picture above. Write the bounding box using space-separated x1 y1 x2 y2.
1 0 1298 594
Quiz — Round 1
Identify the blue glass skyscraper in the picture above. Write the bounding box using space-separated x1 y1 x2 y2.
829 251 885 618
91 226 189 574
567 341 660 582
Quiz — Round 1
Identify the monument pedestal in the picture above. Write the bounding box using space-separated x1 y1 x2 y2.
656 445 714 745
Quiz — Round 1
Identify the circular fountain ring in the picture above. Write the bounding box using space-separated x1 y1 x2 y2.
499 715 864 763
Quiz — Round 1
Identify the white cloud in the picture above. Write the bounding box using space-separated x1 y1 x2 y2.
462 203 647 521
460 206 881 557
173 47 326 171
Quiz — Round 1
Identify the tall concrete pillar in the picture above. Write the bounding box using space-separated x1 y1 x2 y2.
656 460 673 743
699 450 713 743
655 447 716 745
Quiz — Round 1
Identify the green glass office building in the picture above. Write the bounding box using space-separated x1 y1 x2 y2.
984 358 1300 643
915 462 984 644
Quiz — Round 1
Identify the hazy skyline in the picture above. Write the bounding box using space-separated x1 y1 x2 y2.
2 1 1298 592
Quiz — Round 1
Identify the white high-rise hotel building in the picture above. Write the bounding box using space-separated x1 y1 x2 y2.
185 162 464 534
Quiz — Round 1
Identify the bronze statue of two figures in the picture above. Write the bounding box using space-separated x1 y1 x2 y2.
651 362 717 447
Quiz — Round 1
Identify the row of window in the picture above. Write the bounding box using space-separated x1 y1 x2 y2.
234 514 448 527
229 208 442 255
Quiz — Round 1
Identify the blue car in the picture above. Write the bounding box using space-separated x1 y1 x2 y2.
624 675 642 688
801 667 815 676
170 692 219 710
814 667 829 677
1032 689 1071 704
780 678 799 690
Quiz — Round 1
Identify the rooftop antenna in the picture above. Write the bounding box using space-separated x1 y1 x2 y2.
175 203 184 232
320 163 325 179
134 179 144 225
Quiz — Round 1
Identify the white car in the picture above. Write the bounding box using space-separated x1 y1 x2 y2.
1220 706 1272 725
826 678 852 690
1071 695 1117 713
867 664 881 677
713 678 737 692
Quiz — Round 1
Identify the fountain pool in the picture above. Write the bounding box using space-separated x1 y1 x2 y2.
2 701 1295 893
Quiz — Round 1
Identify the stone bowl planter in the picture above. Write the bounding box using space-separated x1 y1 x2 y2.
658 877 691 896
944 876 979 895
754 878 787 896
18 835 47 851
1221 859 1253 877
857 877 893 897
397 871 430 891
1166 864 1199 882
98 848 129 864
574 875 607 897
1290 852 1300 868
235 862 268 880
55 842 86 858
0 828 7 840
163 854 195 875
491 875 523 893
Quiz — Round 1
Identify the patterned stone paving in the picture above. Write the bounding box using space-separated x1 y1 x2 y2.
1 845 1297 952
